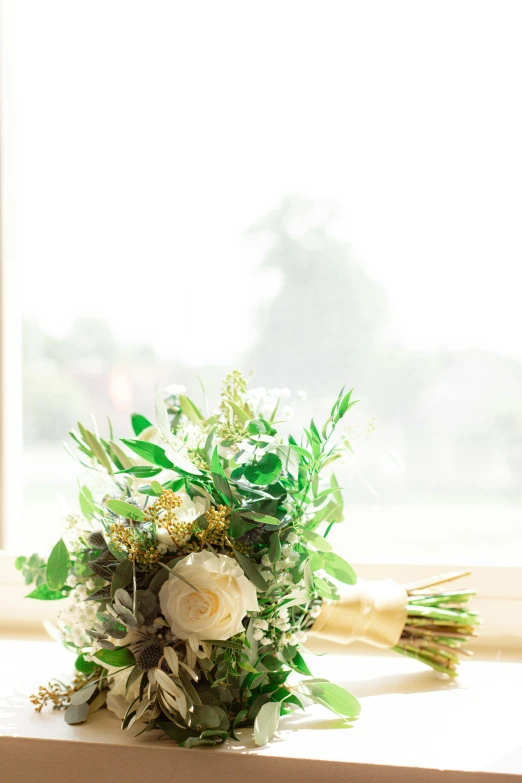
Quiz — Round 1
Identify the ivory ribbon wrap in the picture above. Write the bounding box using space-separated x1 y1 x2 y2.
309 579 408 649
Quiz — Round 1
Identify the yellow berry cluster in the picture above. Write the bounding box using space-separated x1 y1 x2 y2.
107 522 161 570
30 673 90 713
146 489 196 550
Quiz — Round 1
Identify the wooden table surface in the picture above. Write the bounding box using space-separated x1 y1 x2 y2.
1 638 521 783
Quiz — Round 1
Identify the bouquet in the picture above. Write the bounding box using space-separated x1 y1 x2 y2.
17 372 479 747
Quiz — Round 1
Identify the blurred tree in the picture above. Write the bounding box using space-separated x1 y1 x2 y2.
243 196 389 396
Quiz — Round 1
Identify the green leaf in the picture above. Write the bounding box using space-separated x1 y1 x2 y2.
121 438 174 469
240 511 281 525
179 395 204 423
309 551 324 571
309 419 322 443
106 499 145 521
150 480 163 495
131 413 153 436
268 532 281 563
290 444 313 462
244 453 282 486
78 423 113 473
322 552 357 585
25 584 68 600
290 650 313 676
313 576 339 600
254 701 280 746
229 517 257 538
79 485 95 519
75 654 97 675
46 539 71 591
94 647 135 668
234 551 268 591
338 390 357 420
260 654 282 671
114 466 163 478
230 402 251 424
111 559 133 597
248 418 275 436
121 438 201 476
210 448 233 504
14 556 26 571
330 472 343 507
297 681 360 719
109 440 133 470
303 530 333 553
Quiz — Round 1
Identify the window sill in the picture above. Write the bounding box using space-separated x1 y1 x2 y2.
1 639 520 782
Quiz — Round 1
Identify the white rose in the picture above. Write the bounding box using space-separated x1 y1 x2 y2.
176 491 209 523
106 668 141 720
159 551 258 641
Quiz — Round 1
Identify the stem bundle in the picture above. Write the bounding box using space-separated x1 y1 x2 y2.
393 571 481 676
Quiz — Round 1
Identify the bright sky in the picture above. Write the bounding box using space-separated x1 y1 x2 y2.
11 0 522 365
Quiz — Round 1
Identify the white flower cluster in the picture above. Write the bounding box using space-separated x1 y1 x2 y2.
62 513 89 551
173 421 207 451
57 585 100 649
252 604 308 647
262 542 300 587
252 529 310 648
245 386 306 422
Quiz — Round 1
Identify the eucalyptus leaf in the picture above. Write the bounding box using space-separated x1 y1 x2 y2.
46 539 71 591
79 485 95 519
64 702 89 725
322 552 357 585
191 704 221 730
106 499 145 522
303 530 333 553
158 721 194 743
254 701 280 746
244 453 282 486
114 587 133 609
70 682 98 705
89 689 107 714
113 604 139 627
296 681 360 719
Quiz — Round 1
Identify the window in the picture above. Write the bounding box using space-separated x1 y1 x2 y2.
1 1 521 623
